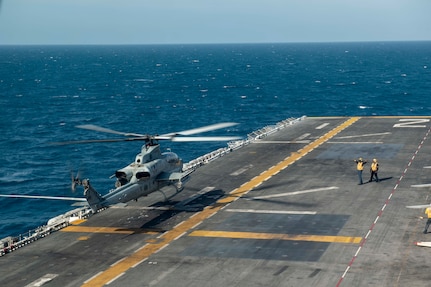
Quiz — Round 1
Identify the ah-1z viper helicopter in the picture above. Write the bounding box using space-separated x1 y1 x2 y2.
0 122 240 212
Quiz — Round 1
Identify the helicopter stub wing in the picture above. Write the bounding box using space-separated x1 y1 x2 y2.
156 169 194 182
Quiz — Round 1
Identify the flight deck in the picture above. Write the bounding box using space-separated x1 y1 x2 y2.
1 116 431 287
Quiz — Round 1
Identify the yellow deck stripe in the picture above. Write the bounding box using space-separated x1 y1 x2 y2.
70 219 87 225
189 230 362 244
81 117 360 287
62 225 160 235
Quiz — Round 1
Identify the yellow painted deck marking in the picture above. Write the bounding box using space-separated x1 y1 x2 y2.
81 117 360 287
62 225 160 235
78 236 90 241
70 219 87 225
189 230 362 244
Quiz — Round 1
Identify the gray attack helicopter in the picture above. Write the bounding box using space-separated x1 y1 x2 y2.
0 122 240 212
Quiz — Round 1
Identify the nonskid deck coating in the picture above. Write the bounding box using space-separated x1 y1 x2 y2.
1 117 431 287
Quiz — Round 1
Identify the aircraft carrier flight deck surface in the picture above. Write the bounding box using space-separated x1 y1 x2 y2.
1 116 431 287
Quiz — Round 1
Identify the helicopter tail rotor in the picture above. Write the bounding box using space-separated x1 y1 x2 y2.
70 170 82 193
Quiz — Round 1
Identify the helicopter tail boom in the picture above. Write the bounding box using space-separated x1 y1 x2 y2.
79 179 106 212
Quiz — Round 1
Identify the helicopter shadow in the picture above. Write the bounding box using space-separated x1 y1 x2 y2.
139 189 225 230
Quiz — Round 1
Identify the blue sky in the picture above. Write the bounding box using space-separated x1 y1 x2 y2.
0 0 430 45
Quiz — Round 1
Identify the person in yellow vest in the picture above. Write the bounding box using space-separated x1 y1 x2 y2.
369 158 379 182
424 207 431 234
354 158 367 185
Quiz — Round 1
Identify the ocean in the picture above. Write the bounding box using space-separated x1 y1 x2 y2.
0 41 430 240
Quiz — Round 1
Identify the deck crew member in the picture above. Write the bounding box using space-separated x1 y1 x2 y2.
424 207 431 234
354 158 367 185
369 158 379 182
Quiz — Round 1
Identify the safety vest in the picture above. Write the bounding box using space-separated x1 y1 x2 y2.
371 162 378 171
357 161 364 171
425 208 431 219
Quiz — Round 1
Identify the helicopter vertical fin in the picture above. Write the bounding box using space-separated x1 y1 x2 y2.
81 179 105 212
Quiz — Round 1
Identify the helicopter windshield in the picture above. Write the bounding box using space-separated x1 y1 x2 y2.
163 152 180 164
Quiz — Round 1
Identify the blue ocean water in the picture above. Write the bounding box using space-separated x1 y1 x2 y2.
0 42 430 239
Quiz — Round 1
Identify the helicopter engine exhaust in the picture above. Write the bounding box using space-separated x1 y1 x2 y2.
136 171 151 180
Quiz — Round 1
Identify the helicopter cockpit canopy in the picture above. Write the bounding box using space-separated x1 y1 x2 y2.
163 152 181 165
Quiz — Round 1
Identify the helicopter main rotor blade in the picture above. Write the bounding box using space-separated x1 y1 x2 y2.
170 136 241 142
52 122 240 145
0 194 87 202
76 124 146 137
161 122 239 137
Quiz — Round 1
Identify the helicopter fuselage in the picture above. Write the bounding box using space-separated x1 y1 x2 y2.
108 144 182 201
80 143 193 211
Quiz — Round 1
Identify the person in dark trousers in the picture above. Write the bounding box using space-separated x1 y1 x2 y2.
369 158 379 182
354 158 367 185
424 207 431 234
